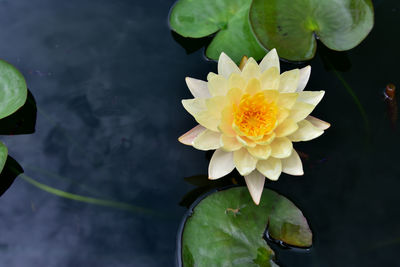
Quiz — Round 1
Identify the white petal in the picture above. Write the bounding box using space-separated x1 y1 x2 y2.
289 102 315 122
181 99 206 117
259 48 280 73
185 77 211 98
289 120 324 142
279 69 300 93
218 52 240 79
234 148 257 176
270 137 293 158
256 157 282 181
192 130 222 151
208 74 228 96
208 149 235 180
282 149 303 176
244 171 266 205
178 125 206 145
306 116 331 130
297 91 325 106
296 66 311 92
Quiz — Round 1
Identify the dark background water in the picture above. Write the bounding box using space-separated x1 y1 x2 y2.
0 0 399 266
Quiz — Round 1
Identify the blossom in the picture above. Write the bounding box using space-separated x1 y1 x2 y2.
179 50 330 204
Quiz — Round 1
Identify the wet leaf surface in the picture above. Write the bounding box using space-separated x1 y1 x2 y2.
180 187 312 266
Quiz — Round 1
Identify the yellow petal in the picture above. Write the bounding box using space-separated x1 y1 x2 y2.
182 98 206 117
261 90 279 103
193 129 222 151
277 108 290 124
296 66 311 92
234 148 257 176
297 91 325 106
218 106 236 137
207 72 217 80
218 52 240 79
275 118 298 137
306 115 331 130
208 74 228 96
228 74 246 91
281 149 303 175
227 87 243 105
279 69 300 93
270 137 293 158
242 58 261 81
260 67 280 90
256 157 282 181
178 125 206 145
256 133 276 145
209 149 235 180
277 93 298 109
221 134 242 151
289 102 315 122
247 145 271 160
244 171 265 205
236 135 257 148
289 120 324 142
194 96 227 131
196 112 221 132
259 48 280 73
185 77 211 98
245 78 261 95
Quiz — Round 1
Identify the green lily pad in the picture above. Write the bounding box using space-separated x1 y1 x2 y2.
169 0 266 63
0 142 8 175
0 60 28 119
180 187 312 266
249 0 374 61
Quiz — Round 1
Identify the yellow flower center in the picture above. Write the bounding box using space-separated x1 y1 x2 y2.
233 92 278 137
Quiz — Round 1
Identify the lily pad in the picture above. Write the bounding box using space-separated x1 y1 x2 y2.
0 142 8 175
249 0 374 61
0 60 28 119
179 187 312 266
169 0 266 63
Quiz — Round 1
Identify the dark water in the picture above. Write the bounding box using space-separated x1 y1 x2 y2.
0 0 399 266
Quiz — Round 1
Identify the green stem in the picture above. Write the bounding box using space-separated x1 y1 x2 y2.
19 173 154 214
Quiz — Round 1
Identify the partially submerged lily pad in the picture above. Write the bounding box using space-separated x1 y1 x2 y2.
250 0 374 61
169 0 266 63
179 187 312 266
0 60 27 119
0 142 8 175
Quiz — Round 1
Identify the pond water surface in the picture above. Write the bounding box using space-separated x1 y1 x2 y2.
0 0 399 266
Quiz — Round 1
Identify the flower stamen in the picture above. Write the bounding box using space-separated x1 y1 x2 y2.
233 92 278 137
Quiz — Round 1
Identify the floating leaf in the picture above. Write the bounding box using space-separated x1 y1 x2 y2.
179 187 312 266
0 60 28 119
169 0 266 63
250 0 374 61
0 142 7 175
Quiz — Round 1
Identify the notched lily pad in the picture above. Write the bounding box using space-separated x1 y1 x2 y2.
0 60 28 119
250 0 374 61
179 187 312 266
169 0 266 63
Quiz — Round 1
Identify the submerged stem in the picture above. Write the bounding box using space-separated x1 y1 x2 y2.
322 56 370 135
19 173 154 214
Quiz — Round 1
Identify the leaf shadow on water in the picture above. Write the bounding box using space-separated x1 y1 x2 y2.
0 90 37 197
0 156 23 197
170 31 213 55
0 89 37 135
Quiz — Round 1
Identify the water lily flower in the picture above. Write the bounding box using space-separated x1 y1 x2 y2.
179 50 330 204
